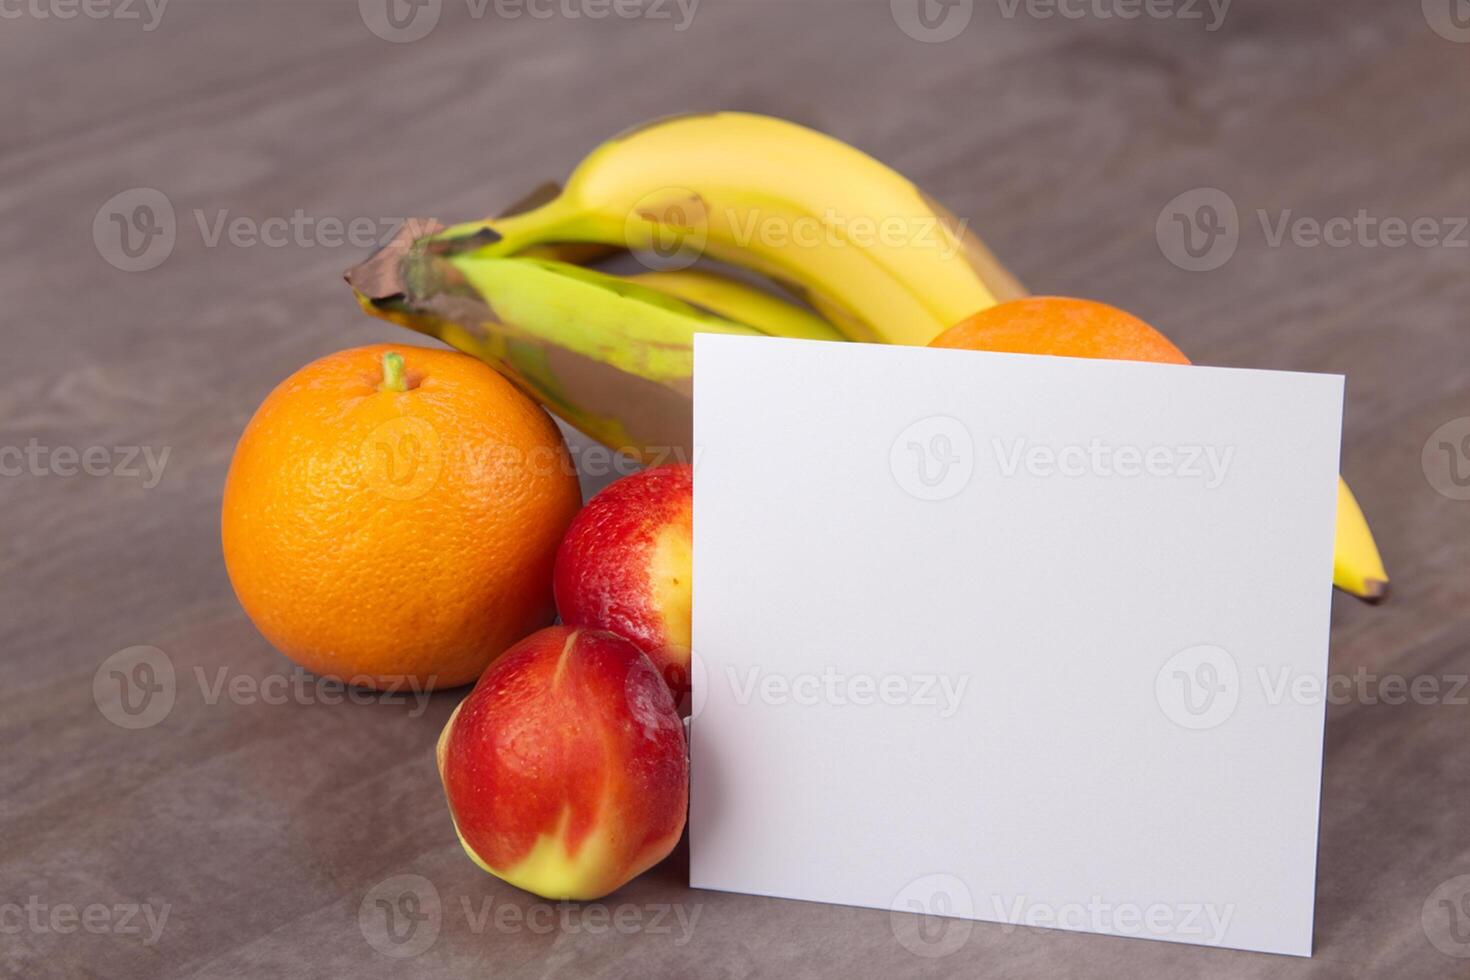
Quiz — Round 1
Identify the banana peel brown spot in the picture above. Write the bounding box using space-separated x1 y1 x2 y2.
634 192 708 228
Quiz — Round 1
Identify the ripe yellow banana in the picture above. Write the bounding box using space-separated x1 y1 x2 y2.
625 268 845 343
427 112 1025 346
1333 478 1389 601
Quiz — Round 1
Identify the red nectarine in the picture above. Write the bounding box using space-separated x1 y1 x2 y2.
553 465 693 700
436 626 688 901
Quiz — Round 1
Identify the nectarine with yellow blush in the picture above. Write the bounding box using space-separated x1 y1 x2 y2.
436 626 687 901
553 465 693 700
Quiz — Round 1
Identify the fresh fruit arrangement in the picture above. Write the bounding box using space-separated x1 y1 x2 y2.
223 111 1389 905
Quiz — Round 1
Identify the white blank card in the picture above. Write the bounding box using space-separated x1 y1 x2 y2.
689 335 1342 957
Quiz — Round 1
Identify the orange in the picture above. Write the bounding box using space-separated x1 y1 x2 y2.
222 344 583 690
931 297 1190 364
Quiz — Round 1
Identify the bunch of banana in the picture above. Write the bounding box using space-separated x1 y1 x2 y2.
344 112 1386 602
348 111 1019 456
421 112 1026 345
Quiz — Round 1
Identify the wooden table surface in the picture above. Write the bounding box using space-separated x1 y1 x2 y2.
4 1 1468 977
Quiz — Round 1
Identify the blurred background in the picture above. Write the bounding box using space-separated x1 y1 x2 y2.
3 1 1468 977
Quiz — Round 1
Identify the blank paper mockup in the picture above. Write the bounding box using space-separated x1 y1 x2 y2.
689 335 1343 957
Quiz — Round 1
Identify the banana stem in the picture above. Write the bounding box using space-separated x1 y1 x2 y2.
379 351 408 392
